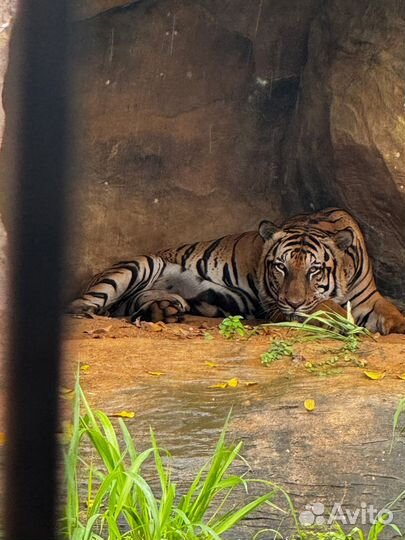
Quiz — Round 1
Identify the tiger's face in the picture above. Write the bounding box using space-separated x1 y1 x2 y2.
258 220 354 318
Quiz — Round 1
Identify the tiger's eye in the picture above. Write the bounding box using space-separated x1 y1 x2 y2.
274 262 287 273
308 266 321 276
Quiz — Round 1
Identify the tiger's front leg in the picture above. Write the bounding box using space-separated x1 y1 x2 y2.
67 256 165 316
359 294 405 335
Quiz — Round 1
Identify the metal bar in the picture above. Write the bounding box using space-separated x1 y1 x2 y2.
5 0 70 539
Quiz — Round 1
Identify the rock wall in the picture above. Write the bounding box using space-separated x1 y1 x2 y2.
282 0 405 304
1 0 405 306
0 0 322 291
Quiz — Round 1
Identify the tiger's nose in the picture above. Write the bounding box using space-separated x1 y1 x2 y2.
287 298 305 309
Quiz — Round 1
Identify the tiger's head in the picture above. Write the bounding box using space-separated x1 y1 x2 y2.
257 219 356 319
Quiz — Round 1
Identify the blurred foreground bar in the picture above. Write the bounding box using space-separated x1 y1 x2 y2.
5 1 70 539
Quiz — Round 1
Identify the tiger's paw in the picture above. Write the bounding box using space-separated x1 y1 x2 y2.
372 298 405 335
133 294 190 324
376 312 405 335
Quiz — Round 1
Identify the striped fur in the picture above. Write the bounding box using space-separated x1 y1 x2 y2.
69 208 405 334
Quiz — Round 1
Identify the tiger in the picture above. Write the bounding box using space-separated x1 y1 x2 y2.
68 208 405 335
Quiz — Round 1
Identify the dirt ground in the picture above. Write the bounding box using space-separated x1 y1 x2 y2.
61 315 405 536
62 314 405 402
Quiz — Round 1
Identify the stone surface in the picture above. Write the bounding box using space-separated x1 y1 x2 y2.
0 0 321 293
282 0 405 305
62 315 405 537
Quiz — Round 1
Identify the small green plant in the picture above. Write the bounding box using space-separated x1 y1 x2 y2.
260 309 371 372
261 339 294 365
303 354 366 377
218 315 249 339
61 380 290 539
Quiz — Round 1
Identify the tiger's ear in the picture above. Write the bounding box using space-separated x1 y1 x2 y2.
334 228 354 251
259 220 279 241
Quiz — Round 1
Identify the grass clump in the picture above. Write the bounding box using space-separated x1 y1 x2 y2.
265 308 371 344
61 380 288 540
260 308 371 371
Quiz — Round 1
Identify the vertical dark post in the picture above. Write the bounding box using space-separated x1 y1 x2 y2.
5 0 70 539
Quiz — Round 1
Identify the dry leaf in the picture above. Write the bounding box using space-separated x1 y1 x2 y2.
60 387 74 400
95 326 112 334
364 371 385 380
205 361 217 368
172 327 189 337
109 410 135 419
0 432 6 446
84 326 112 336
209 378 240 389
147 323 164 332
304 399 316 411
80 364 90 372
208 382 228 389
398 373 405 380
244 381 258 387
147 371 165 376
60 386 74 394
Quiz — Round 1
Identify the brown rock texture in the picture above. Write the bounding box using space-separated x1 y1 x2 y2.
282 0 405 305
0 0 404 311
0 0 322 292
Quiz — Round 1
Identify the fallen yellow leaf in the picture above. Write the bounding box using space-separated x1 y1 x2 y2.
147 323 164 332
60 386 74 394
80 364 90 372
109 411 135 419
147 371 165 376
60 387 75 400
208 382 228 389
304 399 316 411
208 378 240 389
205 361 218 368
364 371 385 380
398 373 405 380
244 381 258 387
0 432 6 445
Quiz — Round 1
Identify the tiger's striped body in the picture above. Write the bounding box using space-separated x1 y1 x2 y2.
69 208 405 334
